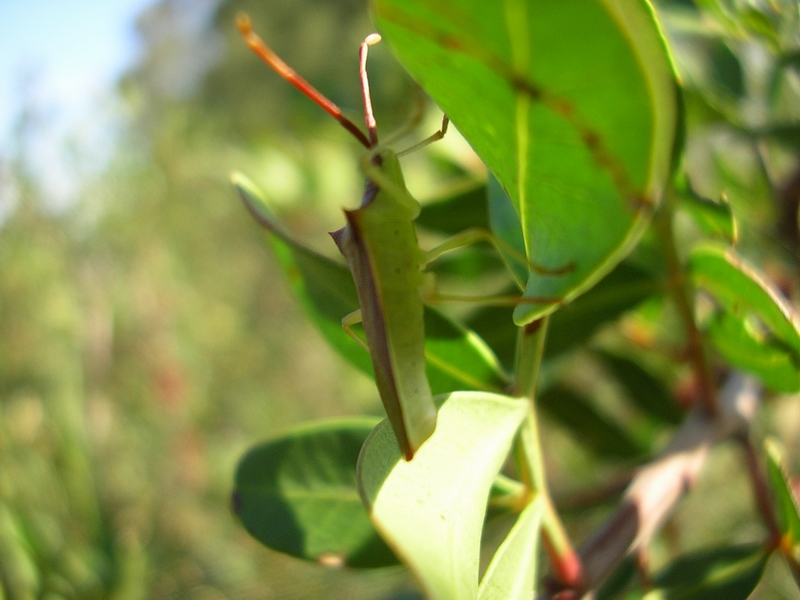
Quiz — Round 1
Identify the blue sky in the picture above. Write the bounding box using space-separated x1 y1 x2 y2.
0 0 157 206
0 0 156 138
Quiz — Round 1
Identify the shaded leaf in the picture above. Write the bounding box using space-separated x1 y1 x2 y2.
233 173 508 395
647 544 769 600
487 174 528 285
596 556 640 600
537 385 644 460
753 123 800 151
465 260 660 370
232 417 397 568
689 243 800 392
765 438 800 560
373 0 679 324
597 351 683 425
708 38 744 100
233 172 370 371
545 262 662 358
358 392 528 600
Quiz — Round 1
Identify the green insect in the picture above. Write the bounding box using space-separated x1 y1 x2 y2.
237 15 444 460
235 15 570 460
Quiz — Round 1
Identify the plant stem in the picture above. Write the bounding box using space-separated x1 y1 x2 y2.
513 317 548 490
654 189 718 415
515 317 548 399
513 317 584 588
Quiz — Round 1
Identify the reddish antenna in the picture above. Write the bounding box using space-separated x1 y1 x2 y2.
237 13 378 150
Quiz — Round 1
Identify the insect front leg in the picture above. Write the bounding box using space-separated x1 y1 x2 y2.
424 227 574 291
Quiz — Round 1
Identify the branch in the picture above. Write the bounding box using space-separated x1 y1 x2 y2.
544 372 760 598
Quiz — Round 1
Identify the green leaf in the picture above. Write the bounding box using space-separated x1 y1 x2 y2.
232 172 370 371
765 438 800 556
676 179 737 244
740 8 780 46
232 417 398 568
536 385 644 459
596 556 640 600
689 243 800 392
465 260 660 370
358 392 528 600
753 123 800 151
372 0 679 324
424 311 509 394
646 544 770 600
477 497 542 600
233 173 508 395
708 39 744 100
597 351 683 425
487 174 528 285
537 385 644 460
704 310 800 393
545 262 662 358
417 181 489 235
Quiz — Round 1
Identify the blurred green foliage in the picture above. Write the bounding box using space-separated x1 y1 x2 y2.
0 0 423 597
1 0 799 598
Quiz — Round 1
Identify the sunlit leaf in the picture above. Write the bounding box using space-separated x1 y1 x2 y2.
689 242 800 392
232 417 398 568
233 173 507 395
765 438 800 565
417 181 489 235
358 392 528 600
372 0 679 324
753 123 800 151
477 496 542 600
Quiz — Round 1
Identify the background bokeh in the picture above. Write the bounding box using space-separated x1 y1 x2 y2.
1 0 799 598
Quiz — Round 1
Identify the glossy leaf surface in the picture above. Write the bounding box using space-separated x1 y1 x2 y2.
232 417 397 568
358 392 528 599
372 0 679 324
597 351 683 425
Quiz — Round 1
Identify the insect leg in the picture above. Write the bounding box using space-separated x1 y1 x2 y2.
424 227 574 290
397 114 450 157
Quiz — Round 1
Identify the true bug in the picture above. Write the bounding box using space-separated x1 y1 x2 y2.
237 15 443 460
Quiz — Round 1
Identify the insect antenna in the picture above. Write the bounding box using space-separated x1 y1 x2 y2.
236 13 372 150
359 34 382 148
